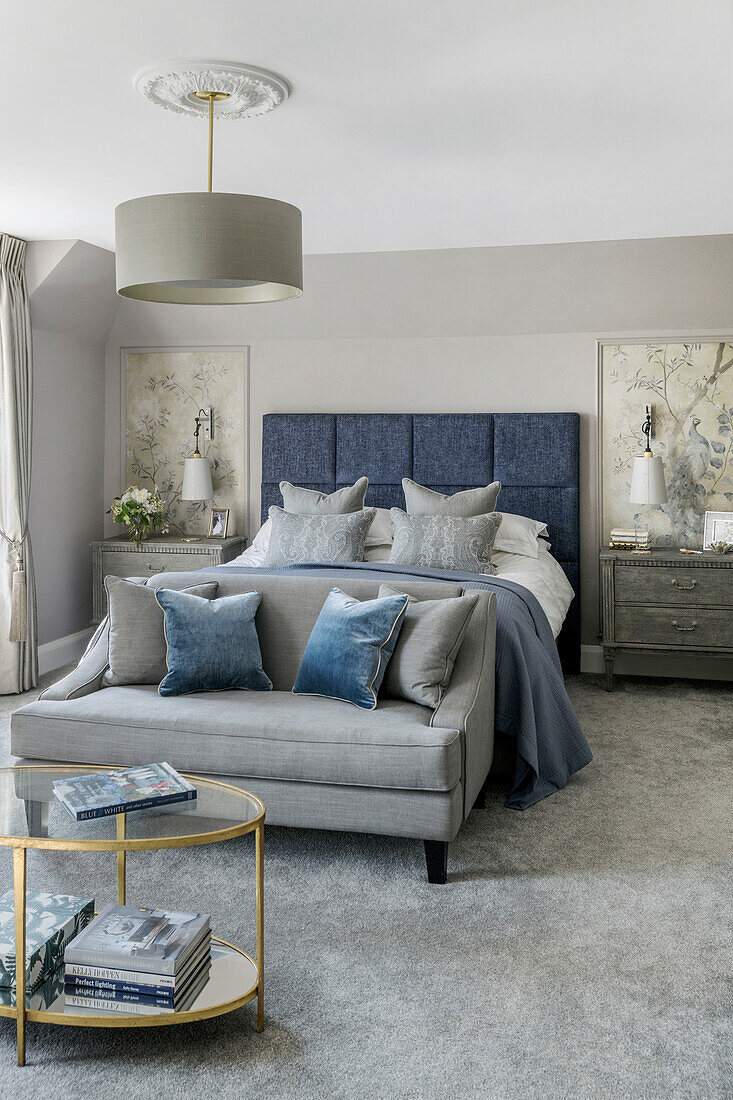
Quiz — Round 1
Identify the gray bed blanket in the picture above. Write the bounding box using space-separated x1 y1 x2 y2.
207 561 592 810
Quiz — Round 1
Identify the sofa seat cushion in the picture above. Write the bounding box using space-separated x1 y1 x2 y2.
11 688 462 792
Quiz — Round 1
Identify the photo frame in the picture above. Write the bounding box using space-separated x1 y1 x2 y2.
703 510 733 549
208 508 230 539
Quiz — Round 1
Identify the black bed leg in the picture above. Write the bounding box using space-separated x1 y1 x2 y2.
424 840 448 884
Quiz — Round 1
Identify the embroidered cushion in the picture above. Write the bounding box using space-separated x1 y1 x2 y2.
263 507 376 566
388 509 502 575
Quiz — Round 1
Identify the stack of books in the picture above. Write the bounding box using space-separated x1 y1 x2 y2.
64 904 211 1015
0 890 95 994
53 762 196 821
609 527 650 550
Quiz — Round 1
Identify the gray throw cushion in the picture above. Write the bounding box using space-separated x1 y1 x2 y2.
389 509 502 575
280 477 368 514
402 478 501 517
263 507 376 566
104 576 219 686
378 584 479 708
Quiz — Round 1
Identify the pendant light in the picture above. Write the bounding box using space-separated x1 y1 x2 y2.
115 60 302 305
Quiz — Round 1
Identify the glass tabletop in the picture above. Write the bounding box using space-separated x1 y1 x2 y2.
0 766 264 850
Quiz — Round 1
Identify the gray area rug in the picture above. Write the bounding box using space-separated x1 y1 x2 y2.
0 669 730 1099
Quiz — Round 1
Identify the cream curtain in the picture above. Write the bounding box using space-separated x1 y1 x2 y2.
0 234 37 693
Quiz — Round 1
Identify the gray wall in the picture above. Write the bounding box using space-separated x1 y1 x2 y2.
30 240 117 648
105 233 733 652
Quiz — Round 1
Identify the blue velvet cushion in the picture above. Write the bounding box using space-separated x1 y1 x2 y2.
154 589 272 696
293 587 409 710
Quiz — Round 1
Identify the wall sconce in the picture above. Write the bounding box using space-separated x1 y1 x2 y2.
181 407 215 504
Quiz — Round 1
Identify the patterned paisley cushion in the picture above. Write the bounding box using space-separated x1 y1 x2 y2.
263 507 376 566
388 509 502 575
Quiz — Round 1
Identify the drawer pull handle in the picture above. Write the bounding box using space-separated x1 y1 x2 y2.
671 620 697 632
671 579 697 591
146 564 165 572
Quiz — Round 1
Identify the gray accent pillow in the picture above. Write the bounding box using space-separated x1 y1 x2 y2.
280 477 368 514
389 509 502 575
378 584 479 708
402 478 501 517
263 506 376 566
104 576 219 686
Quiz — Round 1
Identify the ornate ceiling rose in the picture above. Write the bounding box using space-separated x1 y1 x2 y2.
134 58 291 119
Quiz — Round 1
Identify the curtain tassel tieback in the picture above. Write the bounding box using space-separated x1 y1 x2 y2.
1 532 28 642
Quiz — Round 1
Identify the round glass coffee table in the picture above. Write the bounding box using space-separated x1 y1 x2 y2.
0 765 265 1066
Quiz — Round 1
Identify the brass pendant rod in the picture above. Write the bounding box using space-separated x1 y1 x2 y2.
208 93 214 193
193 90 230 192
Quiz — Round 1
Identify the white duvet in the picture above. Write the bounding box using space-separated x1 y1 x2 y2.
224 536 574 639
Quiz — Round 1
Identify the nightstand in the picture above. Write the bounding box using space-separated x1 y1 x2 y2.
91 535 246 623
600 547 733 691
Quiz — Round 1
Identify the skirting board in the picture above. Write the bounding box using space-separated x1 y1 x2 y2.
581 644 733 682
38 628 93 676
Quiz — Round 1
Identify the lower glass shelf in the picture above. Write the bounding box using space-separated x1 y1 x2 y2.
0 937 258 1027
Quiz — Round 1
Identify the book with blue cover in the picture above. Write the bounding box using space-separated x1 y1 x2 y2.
0 891 95 990
65 953 211 1008
52 762 196 821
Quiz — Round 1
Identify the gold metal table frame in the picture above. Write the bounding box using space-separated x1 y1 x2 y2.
0 766 265 1066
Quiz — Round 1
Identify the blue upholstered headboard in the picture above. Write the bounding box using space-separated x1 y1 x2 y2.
261 413 580 671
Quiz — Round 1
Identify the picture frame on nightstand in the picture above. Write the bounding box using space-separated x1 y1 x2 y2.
208 508 230 538
703 510 733 550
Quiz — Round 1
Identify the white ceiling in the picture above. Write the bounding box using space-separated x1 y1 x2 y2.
3 0 733 254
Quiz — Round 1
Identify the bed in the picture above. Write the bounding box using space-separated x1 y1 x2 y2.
213 412 591 810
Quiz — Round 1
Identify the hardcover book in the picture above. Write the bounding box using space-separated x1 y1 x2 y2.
52 762 197 821
65 938 211 997
65 955 211 1008
64 904 210 976
65 968 210 1016
0 891 95 991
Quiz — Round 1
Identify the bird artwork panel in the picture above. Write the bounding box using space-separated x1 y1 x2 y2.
601 341 733 546
125 349 246 537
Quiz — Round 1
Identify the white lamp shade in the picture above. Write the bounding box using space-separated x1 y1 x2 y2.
629 456 667 505
181 457 214 501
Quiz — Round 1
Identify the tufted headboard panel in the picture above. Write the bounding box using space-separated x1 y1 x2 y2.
261 412 580 671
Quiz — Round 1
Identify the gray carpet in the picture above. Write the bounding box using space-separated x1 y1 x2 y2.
0 669 730 1099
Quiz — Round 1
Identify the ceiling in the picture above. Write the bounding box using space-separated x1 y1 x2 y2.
3 0 732 255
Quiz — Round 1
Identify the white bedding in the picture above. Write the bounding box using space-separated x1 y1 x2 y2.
224 534 574 639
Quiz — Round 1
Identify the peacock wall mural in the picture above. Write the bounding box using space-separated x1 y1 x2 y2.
601 341 733 546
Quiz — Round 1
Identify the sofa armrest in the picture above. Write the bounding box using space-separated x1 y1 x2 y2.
430 590 496 816
39 619 110 701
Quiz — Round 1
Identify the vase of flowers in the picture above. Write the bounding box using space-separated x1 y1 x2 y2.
108 486 168 548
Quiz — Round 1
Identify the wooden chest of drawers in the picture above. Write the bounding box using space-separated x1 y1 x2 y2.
600 548 733 690
91 535 246 623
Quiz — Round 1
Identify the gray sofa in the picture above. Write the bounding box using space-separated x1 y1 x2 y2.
11 572 497 882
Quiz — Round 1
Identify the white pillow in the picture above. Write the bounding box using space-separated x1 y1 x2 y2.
493 512 548 559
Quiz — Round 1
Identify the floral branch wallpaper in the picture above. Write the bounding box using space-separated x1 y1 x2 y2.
601 341 733 546
125 349 245 537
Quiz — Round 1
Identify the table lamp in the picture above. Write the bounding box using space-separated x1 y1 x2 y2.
629 410 667 553
180 409 214 540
